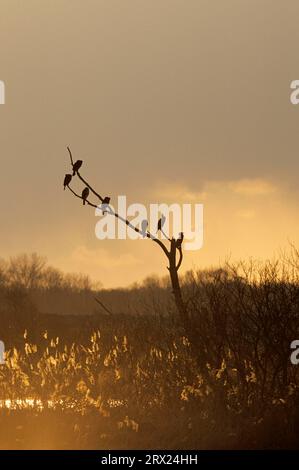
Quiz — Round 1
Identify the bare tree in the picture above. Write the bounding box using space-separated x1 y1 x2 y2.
63 147 188 328
7 253 47 289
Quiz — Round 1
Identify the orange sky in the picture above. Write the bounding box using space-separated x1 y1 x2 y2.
0 1 299 287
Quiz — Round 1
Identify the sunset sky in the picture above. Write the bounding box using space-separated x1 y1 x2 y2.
0 0 299 287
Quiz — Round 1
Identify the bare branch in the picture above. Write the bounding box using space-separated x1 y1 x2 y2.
153 238 171 259
176 247 183 271
67 146 74 166
105 206 170 259
66 148 170 258
94 296 113 315
161 228 171 242
67 182 170 259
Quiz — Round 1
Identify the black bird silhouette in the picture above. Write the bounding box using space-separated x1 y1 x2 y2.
101 196 111 214
157 214 166 232
72 160 83 176
140 219 148 237
63 174 72 190
81 187 89 205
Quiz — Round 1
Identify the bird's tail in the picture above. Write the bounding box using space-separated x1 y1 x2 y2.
83 200 85 205
73 170 75 176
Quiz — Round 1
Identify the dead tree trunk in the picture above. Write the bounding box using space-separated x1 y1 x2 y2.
168 238 189 328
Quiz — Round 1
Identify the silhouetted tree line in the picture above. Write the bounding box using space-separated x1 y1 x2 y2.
0 253 99 291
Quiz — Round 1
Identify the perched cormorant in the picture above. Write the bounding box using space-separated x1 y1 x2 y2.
101 196 111 214
72 160 83 175
157 214 166 232
141 219 148 237
82 187 89 205
63 174 72 190
102 196 111 205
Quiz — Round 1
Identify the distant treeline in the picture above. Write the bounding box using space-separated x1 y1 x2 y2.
1 251 299 320
0 253 172 317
